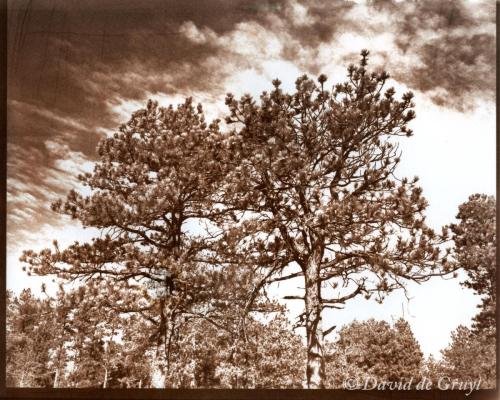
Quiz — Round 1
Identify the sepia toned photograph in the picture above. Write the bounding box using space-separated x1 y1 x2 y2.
4 0 496 395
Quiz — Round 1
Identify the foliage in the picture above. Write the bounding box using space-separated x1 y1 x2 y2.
6 289 56 387
433 194 497 389
16 51 484 388
450 194 496 333
6 287 305 388
324 318 423 388
440 325 495 389
218 50 453 387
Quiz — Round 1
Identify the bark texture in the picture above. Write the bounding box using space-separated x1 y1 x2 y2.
305 245 325 388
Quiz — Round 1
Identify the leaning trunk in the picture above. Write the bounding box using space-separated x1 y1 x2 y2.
304 245 325 389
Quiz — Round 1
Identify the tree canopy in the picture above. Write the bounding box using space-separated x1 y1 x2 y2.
217 50 454 387
19 51 473 389
324 318 423 388
451 193 496 333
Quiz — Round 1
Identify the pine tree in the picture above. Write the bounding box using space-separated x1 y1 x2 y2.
450 194 496 333
20 99 237 387
6 289 55 387
19 50 460 388
441 325 495 388
438 194 496 389
324 318 422 388
219 50 453 387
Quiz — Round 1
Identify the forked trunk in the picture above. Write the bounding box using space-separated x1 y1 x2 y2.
304 245 325 389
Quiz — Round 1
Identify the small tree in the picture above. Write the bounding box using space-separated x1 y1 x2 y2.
220 50 453 387
214 314 306 388
422 354 444 386
440 325 495 388
60 283 123 388
324 318 423 388
6 289 55 387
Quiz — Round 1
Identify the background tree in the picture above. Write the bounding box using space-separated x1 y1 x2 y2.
61 283 123 388
450 194 496 333
213 314 306 388
6 290 18 387
220 50 454 387
109 313 152 388
422 354 444 386
44 284 75 388
436 193 496 389
324 318 423 388
159 313 305 388
440 325 495 389
6 289 55 387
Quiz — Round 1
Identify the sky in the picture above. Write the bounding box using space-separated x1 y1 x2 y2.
6 0 496 358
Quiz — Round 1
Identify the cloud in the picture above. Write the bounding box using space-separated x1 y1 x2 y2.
384 0 496 110
7 100 97 250
179 21 216 44
9 0 494 114
6 140 89 242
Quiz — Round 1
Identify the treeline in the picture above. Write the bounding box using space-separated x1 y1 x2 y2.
6 285 495 388
7 285 306 388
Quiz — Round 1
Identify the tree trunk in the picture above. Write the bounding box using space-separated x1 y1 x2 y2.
151 298 168 388
304 244 325 389
53 369 59 388
103 367 108 389
19 370 26 387
151 354 166 388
